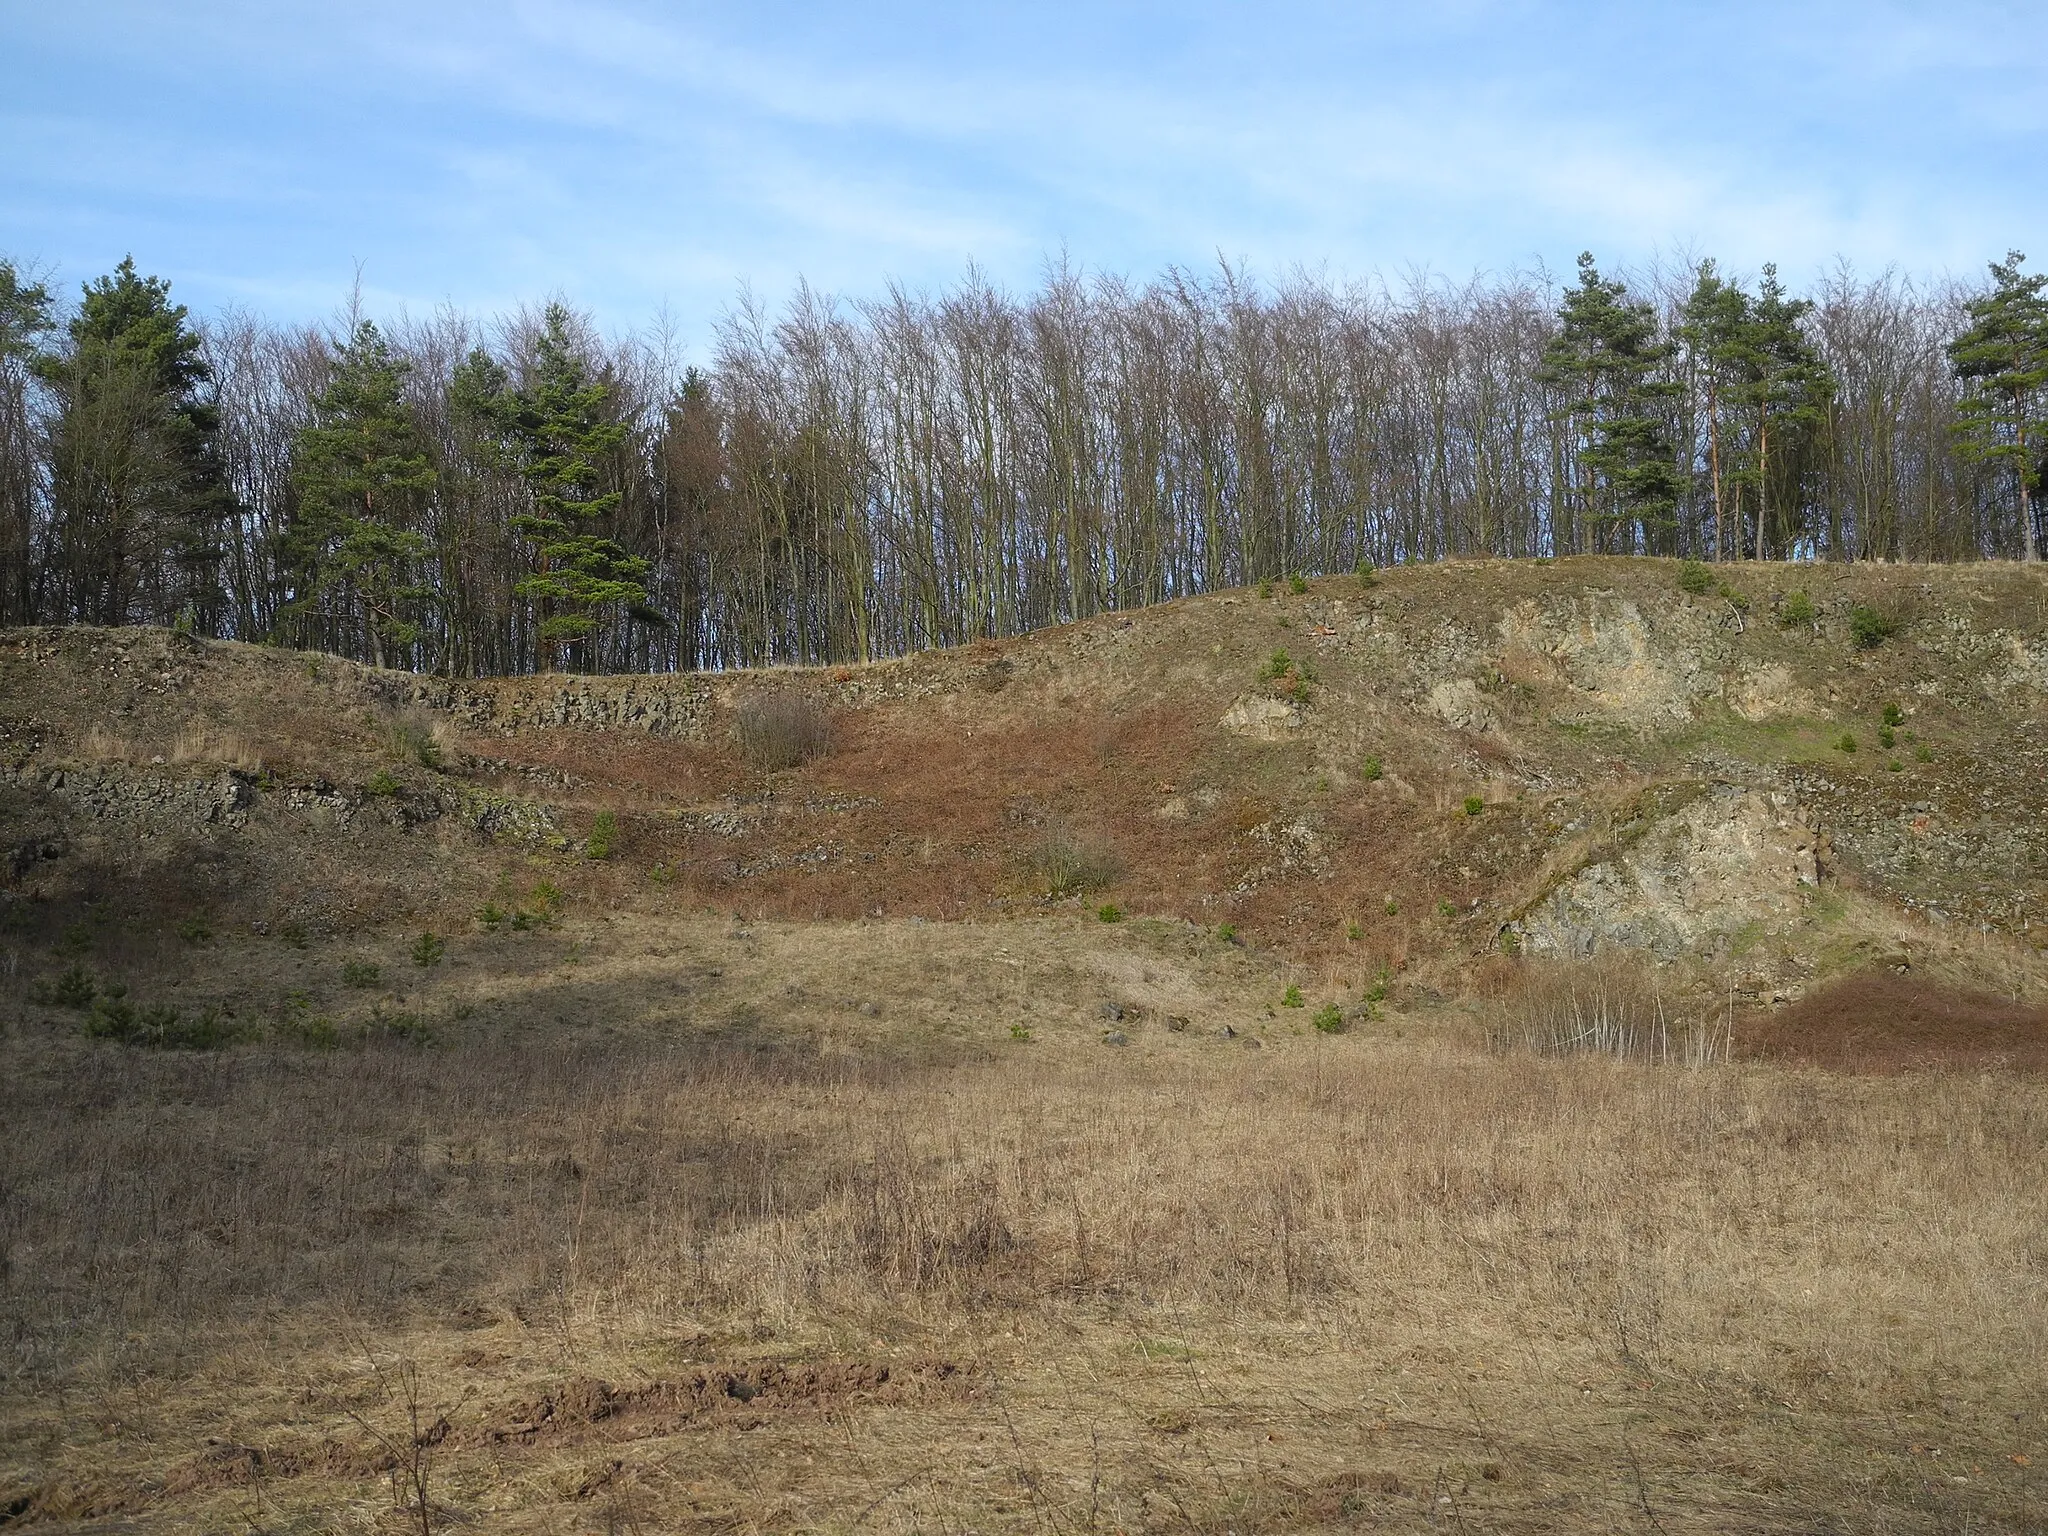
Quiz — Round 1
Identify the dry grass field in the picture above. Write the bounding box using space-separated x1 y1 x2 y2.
7 568 2048 1529
3 915 2044 1534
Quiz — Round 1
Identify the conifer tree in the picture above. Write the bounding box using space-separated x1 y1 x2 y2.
470 305 656 669
284 321 436 666
38 258 232 626
1540 254 1678 551
0 261 55 623
1732 265 1831 559
1949 251 2048 561
1678 260 1749 559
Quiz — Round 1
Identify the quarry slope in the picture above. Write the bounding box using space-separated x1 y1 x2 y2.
6 556 2048 1004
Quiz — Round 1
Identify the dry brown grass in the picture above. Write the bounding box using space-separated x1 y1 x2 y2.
3 923 2044 1531
734 690 833 771
1484 952 1732 1065
167 723 264 770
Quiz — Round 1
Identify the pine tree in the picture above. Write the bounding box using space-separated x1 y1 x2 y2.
38 258 233 626
474 305 656 669
1731 266 1832 559
0 262 55 623
1949 251 2048 561
1540 254 1679 552
284 321 436 666
1678 260 1749 559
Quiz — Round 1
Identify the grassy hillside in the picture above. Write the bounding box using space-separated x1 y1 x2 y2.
3 558 2045 1532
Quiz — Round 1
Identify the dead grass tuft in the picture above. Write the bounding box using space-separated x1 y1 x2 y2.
169 724 263 770
733 692 832 771
1021 822 1121 900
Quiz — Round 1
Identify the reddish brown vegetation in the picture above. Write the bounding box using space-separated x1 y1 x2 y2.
1743 969 2048 1073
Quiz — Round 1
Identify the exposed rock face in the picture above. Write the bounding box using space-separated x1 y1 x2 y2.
1424 679 1500 733
1726 663 1821 721
1220 696 1303 740
1514 786 1817 960
1496 593 1724 726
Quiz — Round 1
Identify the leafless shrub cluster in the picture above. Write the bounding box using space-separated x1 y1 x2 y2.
732 691 831 771
1485 955 1730 1065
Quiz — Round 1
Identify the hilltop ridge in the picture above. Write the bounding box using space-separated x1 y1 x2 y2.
6 556 2048 1007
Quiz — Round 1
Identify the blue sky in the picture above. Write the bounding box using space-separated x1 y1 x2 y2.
3 1 2044 349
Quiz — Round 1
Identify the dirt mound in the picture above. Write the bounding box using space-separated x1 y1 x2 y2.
1742 970 2048 1073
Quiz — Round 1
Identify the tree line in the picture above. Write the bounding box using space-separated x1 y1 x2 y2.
1 248 2044 675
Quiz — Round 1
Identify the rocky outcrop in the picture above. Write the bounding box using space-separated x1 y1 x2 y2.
1512 786 1818 960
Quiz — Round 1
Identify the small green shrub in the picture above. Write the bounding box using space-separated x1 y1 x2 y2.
1312 1003 1345 1034
477 902 506 930
1257 578 1274 600
1719 584 1750 610
51 963 97 1007
1287 573 1308 595
1836 733 1857 753
1096 903 1123 923
1881 701 1904 727
1346 921 1363 942
1462 795 1485 817
176 915 213 945
1217 923 1238 944
1877 726 1896 749
1887 759 1903 772
587 810 618 860
1438 899 1458 918
1915 745 1934 763
365 768 401 797
411 931 446 967
278 920 308 949
85 998 234 1050
1258 648 1315 700
341 960 381 988
1280 985 1305 1008
1849 605 1896 649
1356 563 1379 589
1009 1023 1033 1042
1779 590 1815 629
55 922 93 958
396 721 444 771
1384 898 1399 916
530 881 566 919
370 1006 432 1045
1361 756 1383 782
1676 559 1714 595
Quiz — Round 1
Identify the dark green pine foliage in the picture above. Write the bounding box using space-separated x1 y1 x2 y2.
285 321 437 667
0 262 57 624
39 258 234 627
1541 253 1679 552
474 305 655 669
1731 265 1832 560
1948 251 2048 562
1678 260 1750 559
